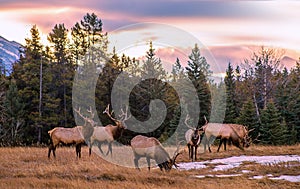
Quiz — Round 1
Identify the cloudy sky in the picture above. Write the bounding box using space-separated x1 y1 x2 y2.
1 0 299 74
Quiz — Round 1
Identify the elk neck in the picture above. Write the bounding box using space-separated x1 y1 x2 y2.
110 122 125 139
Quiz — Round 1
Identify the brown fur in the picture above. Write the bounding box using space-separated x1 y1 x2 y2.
131 135 180 172
202 123 244 153
48 126 85 158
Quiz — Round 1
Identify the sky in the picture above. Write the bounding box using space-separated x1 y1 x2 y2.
1 0 300 75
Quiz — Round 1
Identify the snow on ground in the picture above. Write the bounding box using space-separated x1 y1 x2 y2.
251 174 300 182
178 155 300 171
178 155 300 182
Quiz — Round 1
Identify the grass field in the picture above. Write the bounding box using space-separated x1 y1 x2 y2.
0 144 299 189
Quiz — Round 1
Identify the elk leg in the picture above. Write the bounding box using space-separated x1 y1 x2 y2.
97 142 105 155
106 143 113 157
48 144 53 158
76 144 81 158
158 164 163 171
206 136 212 153
134 156 141 171
89 147 92 156
187 144 191 160
52 146 56 158
194 146 197 161
223 139 227 151
217 139 223 152
89 141 93 156
146 157 151 171
191 146 194 162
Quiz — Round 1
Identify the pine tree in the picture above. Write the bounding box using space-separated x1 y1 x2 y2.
236 98 260 141
224 62 238 123
3 80 25 145
260 101 286 145
171 58 184 82
210 82 226 123
186 44 212 126
48 24 75 127
129 42 175 139
11 25 44 144
71 13 108 63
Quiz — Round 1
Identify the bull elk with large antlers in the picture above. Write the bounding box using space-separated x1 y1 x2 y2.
131 135 182 172
184 114 203 161
89 104 131 156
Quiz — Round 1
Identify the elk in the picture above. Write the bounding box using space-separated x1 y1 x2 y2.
48 126 85 158
202 122 245 153
48 107 95 159
89 104 130 156
131 135 182 172
229 124 253 148
184 114 203 161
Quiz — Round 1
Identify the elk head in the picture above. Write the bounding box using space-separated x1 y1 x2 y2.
164 141 184 171
103 104 131 129
243 128 260 148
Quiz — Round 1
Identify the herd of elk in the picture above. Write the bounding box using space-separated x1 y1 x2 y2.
48 104 256 172
131 135 182 171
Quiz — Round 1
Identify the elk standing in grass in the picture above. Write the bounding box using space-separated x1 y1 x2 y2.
48 107 95 159
131 135 182 172
48 126 85 158
184 114 203 161
89 105 130 156
202 122 247 153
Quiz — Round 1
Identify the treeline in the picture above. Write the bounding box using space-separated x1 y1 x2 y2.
0 13 299 146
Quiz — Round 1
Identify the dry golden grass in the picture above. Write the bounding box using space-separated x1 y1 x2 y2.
0 144 299 189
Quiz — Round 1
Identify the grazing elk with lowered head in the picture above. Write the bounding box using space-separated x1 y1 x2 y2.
89 105 130 156
184 114 204 161
202 122 247 153
131 135 182 172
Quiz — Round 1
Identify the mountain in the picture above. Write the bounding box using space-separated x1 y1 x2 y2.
0 35 22 74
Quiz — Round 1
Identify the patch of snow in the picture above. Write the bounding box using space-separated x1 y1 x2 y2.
178 155 300 171
213 162 241 171
270 175 300 182
242 170 251 173
194 175 206 179
215 174 242 178
178 162 207 170
194 174 242 179
251 175 264 180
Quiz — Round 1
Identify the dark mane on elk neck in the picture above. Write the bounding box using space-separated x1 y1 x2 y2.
88 104 131 156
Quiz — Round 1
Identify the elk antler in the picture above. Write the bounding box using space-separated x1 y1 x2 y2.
248 128 255 134
172 140 184 168
204 115 208 125
74 106 96 127
103 104 118 124
120 105 131 121
185 114 195 130
251 132 261 143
